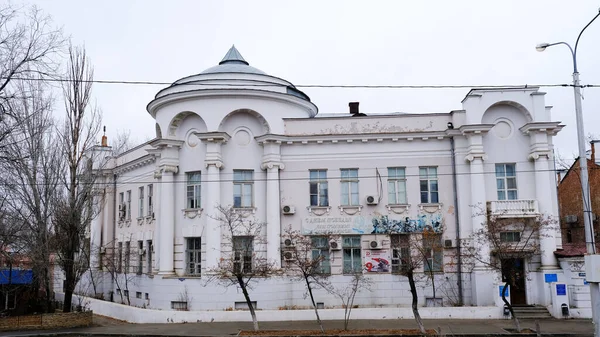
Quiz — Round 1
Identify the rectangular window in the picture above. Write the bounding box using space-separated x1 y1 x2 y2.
423 234 443 273
391 234 410 273
126 190 132 220
136 292 142 299
125 241 131 273
342 236 362 273
311 237 331 274
340 169 359 206
171 301 188 311
138 186 144 218
233 236 253 273
419 167 439 204
496 164 517 200
147 240 153 273
137 241 143 275
145 293 149 300
309 170 329 207
233 170 254 208
388 167 407 205
117 242 123 273
186 172 201 209
186 237 202 276
119 192 125 220
147 184 154 217
500 231 521 242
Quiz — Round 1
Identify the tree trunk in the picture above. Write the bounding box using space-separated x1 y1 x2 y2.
305 275 324 333
407 270 426 334
501 282 521 333
237 276 259 331
63 258 74 312
43 266 53 313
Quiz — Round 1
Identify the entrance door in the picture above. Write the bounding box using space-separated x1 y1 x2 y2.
501 258 527 305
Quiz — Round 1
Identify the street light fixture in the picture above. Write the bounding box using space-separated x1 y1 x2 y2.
537 8 600 337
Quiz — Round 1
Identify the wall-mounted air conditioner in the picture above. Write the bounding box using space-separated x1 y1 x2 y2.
282 205 295 215
366 196 378 205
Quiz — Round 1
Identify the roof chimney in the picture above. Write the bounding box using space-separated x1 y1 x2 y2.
101 126 108 147
349 102 359 115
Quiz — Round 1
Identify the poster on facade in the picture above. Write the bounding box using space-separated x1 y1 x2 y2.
364 250 391 273
301 214 442 235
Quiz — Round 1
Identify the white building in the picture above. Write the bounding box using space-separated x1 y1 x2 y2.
78 46 568 314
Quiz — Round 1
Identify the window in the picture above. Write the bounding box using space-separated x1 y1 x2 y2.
147 240 153 273
500 231 521 242
419 167 439 204
138 186 144 218
124 290 129 298
340 169 359 206
125 241 131 273
119 192 125 220
186 237 201 276
233 236 253 273
147 184 153 217
309 170 329 206
126 190 132 220
137 241 143 275
496 164 517 200
311 237 331 274
136 292 142 299
391 234 410 273
186 172 201 209
145 293 149 300
388 167 407 204
423 233 443 273
233 170 254 208
343 236 362 273
171 301 188 311
117 242 123 273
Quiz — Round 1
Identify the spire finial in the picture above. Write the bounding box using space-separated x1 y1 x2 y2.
219 45 249 65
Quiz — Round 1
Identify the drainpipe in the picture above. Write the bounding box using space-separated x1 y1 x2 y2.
450 135 464 306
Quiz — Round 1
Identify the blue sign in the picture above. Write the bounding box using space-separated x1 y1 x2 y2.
556 284 567 296
499 285 509 297
545 273 558 283
579 272 586 277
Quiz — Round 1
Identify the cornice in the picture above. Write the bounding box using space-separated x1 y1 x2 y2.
519 122 565 136
459 124 495 135
149 138 184 149
195 131 231 143
255 131 452 145
114 154 157 175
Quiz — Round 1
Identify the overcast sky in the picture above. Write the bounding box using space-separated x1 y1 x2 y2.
17 0 600 161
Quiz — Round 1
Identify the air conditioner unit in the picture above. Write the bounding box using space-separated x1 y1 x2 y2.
100 247 106 254
366 195 378 205
565 215 578 223
282 205 295 215
283 251 295 261
138 248 146 256
444 239 453 248
329 240 341 250
369 240 382 249
283 238 294 248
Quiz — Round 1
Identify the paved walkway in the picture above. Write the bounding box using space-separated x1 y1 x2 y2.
0 315 594 336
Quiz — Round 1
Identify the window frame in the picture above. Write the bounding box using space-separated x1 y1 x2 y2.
495 163 518 201
423 233 443 273
340 169 360 206
147 184 153 217
146 240 153 274
186 171 202 209
137 241 143 275
391 234 410 273
342 235 362 273
233 236 254 274
309 170 329 207
419 167 439 204
126 190 132 220
233 170 254 208
311 236 331 274
388 167 407 205
138 186 144 218
186 237 202 276
500 231 521 243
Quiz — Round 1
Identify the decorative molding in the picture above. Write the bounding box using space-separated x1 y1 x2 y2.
255 131 455 146
528 152 551 161
519 122 565 136
232 207 256 217
338 205 363 215
137 217 144 226
160 164 179 174
418 203 443 214
153 169 162 179
261 161 285 170
205 160 224 169
465 153 487 162
113 155 157 175
195 132 231 143
459 124 494 135
149 138 184 149
145 215 155 225
125 219 132 227
182 208 203 219
118 220 124 228
386 204 411 214
307 206 331 216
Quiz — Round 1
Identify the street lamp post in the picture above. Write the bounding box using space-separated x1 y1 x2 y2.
537 8 600 337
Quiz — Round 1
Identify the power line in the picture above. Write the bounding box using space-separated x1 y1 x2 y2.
3 76 594 89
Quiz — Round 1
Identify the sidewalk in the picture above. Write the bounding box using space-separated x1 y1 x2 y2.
0 316 594 337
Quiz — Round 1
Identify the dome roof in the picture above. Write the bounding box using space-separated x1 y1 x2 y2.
199 45 267 75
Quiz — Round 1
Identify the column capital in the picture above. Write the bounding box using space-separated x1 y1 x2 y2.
261 161 285 170
465 153 487 162
160 164 179 174
528 152 551 161
206 160 224 169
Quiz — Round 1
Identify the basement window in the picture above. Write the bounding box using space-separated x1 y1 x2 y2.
171 301 188 311
234 301 257 310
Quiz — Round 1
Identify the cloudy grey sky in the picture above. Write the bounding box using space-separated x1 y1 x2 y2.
18 0 600 161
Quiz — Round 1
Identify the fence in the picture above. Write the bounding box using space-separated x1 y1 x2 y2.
0 311 93 331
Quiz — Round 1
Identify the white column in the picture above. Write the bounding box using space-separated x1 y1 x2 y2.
469 156 489 265
534 154 558 268
152 169 161 273
205 162 222 271
90 190 103 270
265 164 282 266
158 165 177 275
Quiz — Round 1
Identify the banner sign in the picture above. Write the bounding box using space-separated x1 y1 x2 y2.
301 214 443 235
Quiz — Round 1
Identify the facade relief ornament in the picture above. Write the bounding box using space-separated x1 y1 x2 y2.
205 160 224 169
307 206 331 216
182 208 203 219
161 165 179 174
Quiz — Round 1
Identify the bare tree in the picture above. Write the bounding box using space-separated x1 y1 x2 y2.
111 129 134 156
465 211 556 333
204 205 277 331
280 227 333 333
323 272 371 330
0 4 63 158
54 44 102 312
100 239 136 305
0 78 62 313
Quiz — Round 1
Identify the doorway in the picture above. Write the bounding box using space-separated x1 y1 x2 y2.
501 258 527 305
